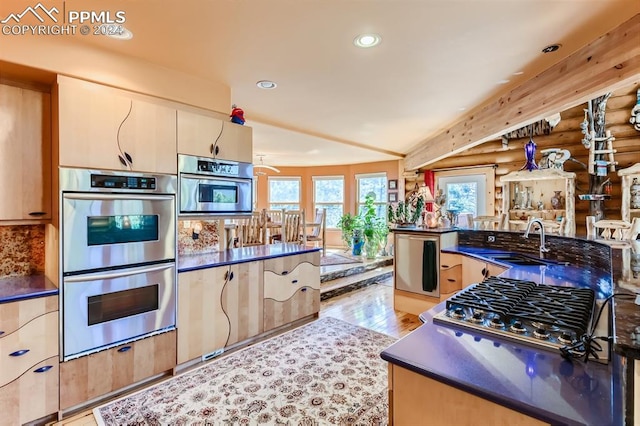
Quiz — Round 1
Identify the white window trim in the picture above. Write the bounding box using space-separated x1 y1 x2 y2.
435 166 495 216
312 175 345 230
268 176 302 209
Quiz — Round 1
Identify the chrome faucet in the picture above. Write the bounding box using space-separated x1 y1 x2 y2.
523 218 551 258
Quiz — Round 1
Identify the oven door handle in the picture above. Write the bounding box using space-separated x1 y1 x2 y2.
63 193 175 202
64 263 174 283
180 173 250 184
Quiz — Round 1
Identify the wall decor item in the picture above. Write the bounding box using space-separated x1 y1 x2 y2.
388 192 398 202
388 179 398 190
520 126 538 171
629 87 640 131
551 191 565 210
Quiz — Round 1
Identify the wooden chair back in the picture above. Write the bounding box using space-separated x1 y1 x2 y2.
587 216 639 247
307 208 327 255
233 212 267 247
280 209 306 244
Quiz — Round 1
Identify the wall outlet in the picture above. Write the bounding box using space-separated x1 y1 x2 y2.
487 235 496 243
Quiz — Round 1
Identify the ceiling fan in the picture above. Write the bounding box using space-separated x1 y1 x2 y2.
254 154 281 175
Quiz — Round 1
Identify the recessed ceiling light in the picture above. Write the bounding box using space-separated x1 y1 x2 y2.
542 44 562 53
497 79 510 84
354 33 381 48
458 107 467 111
104 25 133 40
513 71 524 76
256 80 277 89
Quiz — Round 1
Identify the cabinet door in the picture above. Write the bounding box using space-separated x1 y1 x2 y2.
177 109 252 162
60 330 176 410
57 76 177 173
177 267 229 364
0 84 51 221
222 261 263 346
461 256 488 287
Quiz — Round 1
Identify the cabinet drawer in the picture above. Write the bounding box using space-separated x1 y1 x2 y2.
0 295 58 336
0 356 58 425
264 262 320 301
440 253 462 269
60 330 176 410
263 252 320 274
264 287 320 332
0 311 58 387
439 265 462 294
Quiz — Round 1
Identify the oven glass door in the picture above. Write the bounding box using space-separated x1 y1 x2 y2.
62 262 176 360
180 175 251 214
62 193 175 274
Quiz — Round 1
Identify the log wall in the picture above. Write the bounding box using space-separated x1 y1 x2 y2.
423 82 640 236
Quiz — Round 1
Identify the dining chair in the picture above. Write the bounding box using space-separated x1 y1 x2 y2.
234 211 267 247
306 208 326 256
271 209 306 245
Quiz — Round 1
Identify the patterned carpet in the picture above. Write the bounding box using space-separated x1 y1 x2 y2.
94 317 396 425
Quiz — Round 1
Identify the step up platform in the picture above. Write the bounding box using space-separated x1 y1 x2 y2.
320 254 393 301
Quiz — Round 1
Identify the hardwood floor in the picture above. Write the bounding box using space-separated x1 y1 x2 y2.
50 277 419 425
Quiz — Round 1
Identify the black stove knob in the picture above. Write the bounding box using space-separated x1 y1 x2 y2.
558 332 574 344
513 320 523 329
473 312 483 319
454 308 463 315
491 317 502 325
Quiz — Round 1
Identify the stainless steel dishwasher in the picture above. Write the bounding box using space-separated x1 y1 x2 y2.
394 233 440 297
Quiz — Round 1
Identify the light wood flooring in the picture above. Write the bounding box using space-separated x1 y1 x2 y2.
50 278 419 426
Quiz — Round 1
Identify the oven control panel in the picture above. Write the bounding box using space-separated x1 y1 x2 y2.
197 160 239 176
91 174 157 190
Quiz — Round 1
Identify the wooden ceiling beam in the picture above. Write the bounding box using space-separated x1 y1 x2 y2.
404 13 640 171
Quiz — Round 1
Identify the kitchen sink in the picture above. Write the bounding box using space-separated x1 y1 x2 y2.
486 253 565 266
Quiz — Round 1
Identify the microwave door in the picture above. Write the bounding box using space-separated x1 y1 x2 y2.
62 193 176 274
180 174 252 214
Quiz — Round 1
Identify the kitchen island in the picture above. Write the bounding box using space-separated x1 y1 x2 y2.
383 228 636 425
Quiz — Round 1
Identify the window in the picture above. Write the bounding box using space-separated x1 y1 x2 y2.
252 178 257 211
356 173 387 218
268 177 301 210
312 176 344 228
435 167 495 217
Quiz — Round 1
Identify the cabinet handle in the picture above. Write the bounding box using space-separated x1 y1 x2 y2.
300 287 307 292
442 264 450 269
33 365 53 373
282 270 289 275
9 349 29 357
124 152 133 164
0 331 4 336
118 155 128 166
481 267 488 278
291 279 298 284
28 211 47 217
447 279 456 282
117 345 132 353
229 271 234 281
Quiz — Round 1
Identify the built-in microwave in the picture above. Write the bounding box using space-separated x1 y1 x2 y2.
178 154 253 215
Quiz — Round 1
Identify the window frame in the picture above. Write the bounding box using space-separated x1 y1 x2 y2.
267 176 302 211
312 175 345 229
355 172 388 218
434 166 496 217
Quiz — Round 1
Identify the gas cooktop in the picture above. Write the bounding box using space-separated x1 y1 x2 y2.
432 276 595 353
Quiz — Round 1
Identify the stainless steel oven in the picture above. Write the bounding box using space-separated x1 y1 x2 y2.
178 154 253 215
60 167 177 361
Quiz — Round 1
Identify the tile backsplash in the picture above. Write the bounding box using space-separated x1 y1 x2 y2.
0 225 45 277
178 220 220 255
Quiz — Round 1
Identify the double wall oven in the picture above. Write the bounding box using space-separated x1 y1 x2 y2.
60 168 177 361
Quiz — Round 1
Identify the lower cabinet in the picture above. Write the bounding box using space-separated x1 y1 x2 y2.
439 252 463 295
0 296 59 425
177 260 264 364
263 252 321 332
59 330 176 410
461 256 507 287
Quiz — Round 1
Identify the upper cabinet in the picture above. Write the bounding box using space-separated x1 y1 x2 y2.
500 169 576 237
56 76 177 174
0 84 51 222
177 109 252 163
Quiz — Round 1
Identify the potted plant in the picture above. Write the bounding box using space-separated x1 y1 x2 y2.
336 212 362 254
361 193 388 259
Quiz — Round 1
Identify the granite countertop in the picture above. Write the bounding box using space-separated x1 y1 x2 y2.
0 274 58 304
381 303 622 425
381 243 629 424
178 243 321 272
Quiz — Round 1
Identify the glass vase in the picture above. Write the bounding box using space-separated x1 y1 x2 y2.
364 238 378 259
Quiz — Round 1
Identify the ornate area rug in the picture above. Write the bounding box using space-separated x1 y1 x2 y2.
94 316 396 425
320 253 362 267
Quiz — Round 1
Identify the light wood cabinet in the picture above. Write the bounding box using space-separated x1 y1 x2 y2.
222 261 264 346
439 252 462 295
500 169 576 237
461 256 507 287
0 296 58 425
0 84 51 222
263 252 321 331
177 266 229 364
57 75 177 174
59 330 176 410
177 109 252 162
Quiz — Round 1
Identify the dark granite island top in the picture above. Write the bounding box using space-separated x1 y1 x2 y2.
0 274 58 304
178 243 321 272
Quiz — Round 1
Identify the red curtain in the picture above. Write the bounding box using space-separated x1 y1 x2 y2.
424 170 435 212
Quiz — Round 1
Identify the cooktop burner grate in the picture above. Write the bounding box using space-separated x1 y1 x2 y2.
435 276 596 352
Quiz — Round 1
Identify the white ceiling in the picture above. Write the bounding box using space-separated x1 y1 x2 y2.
62 0 639 167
